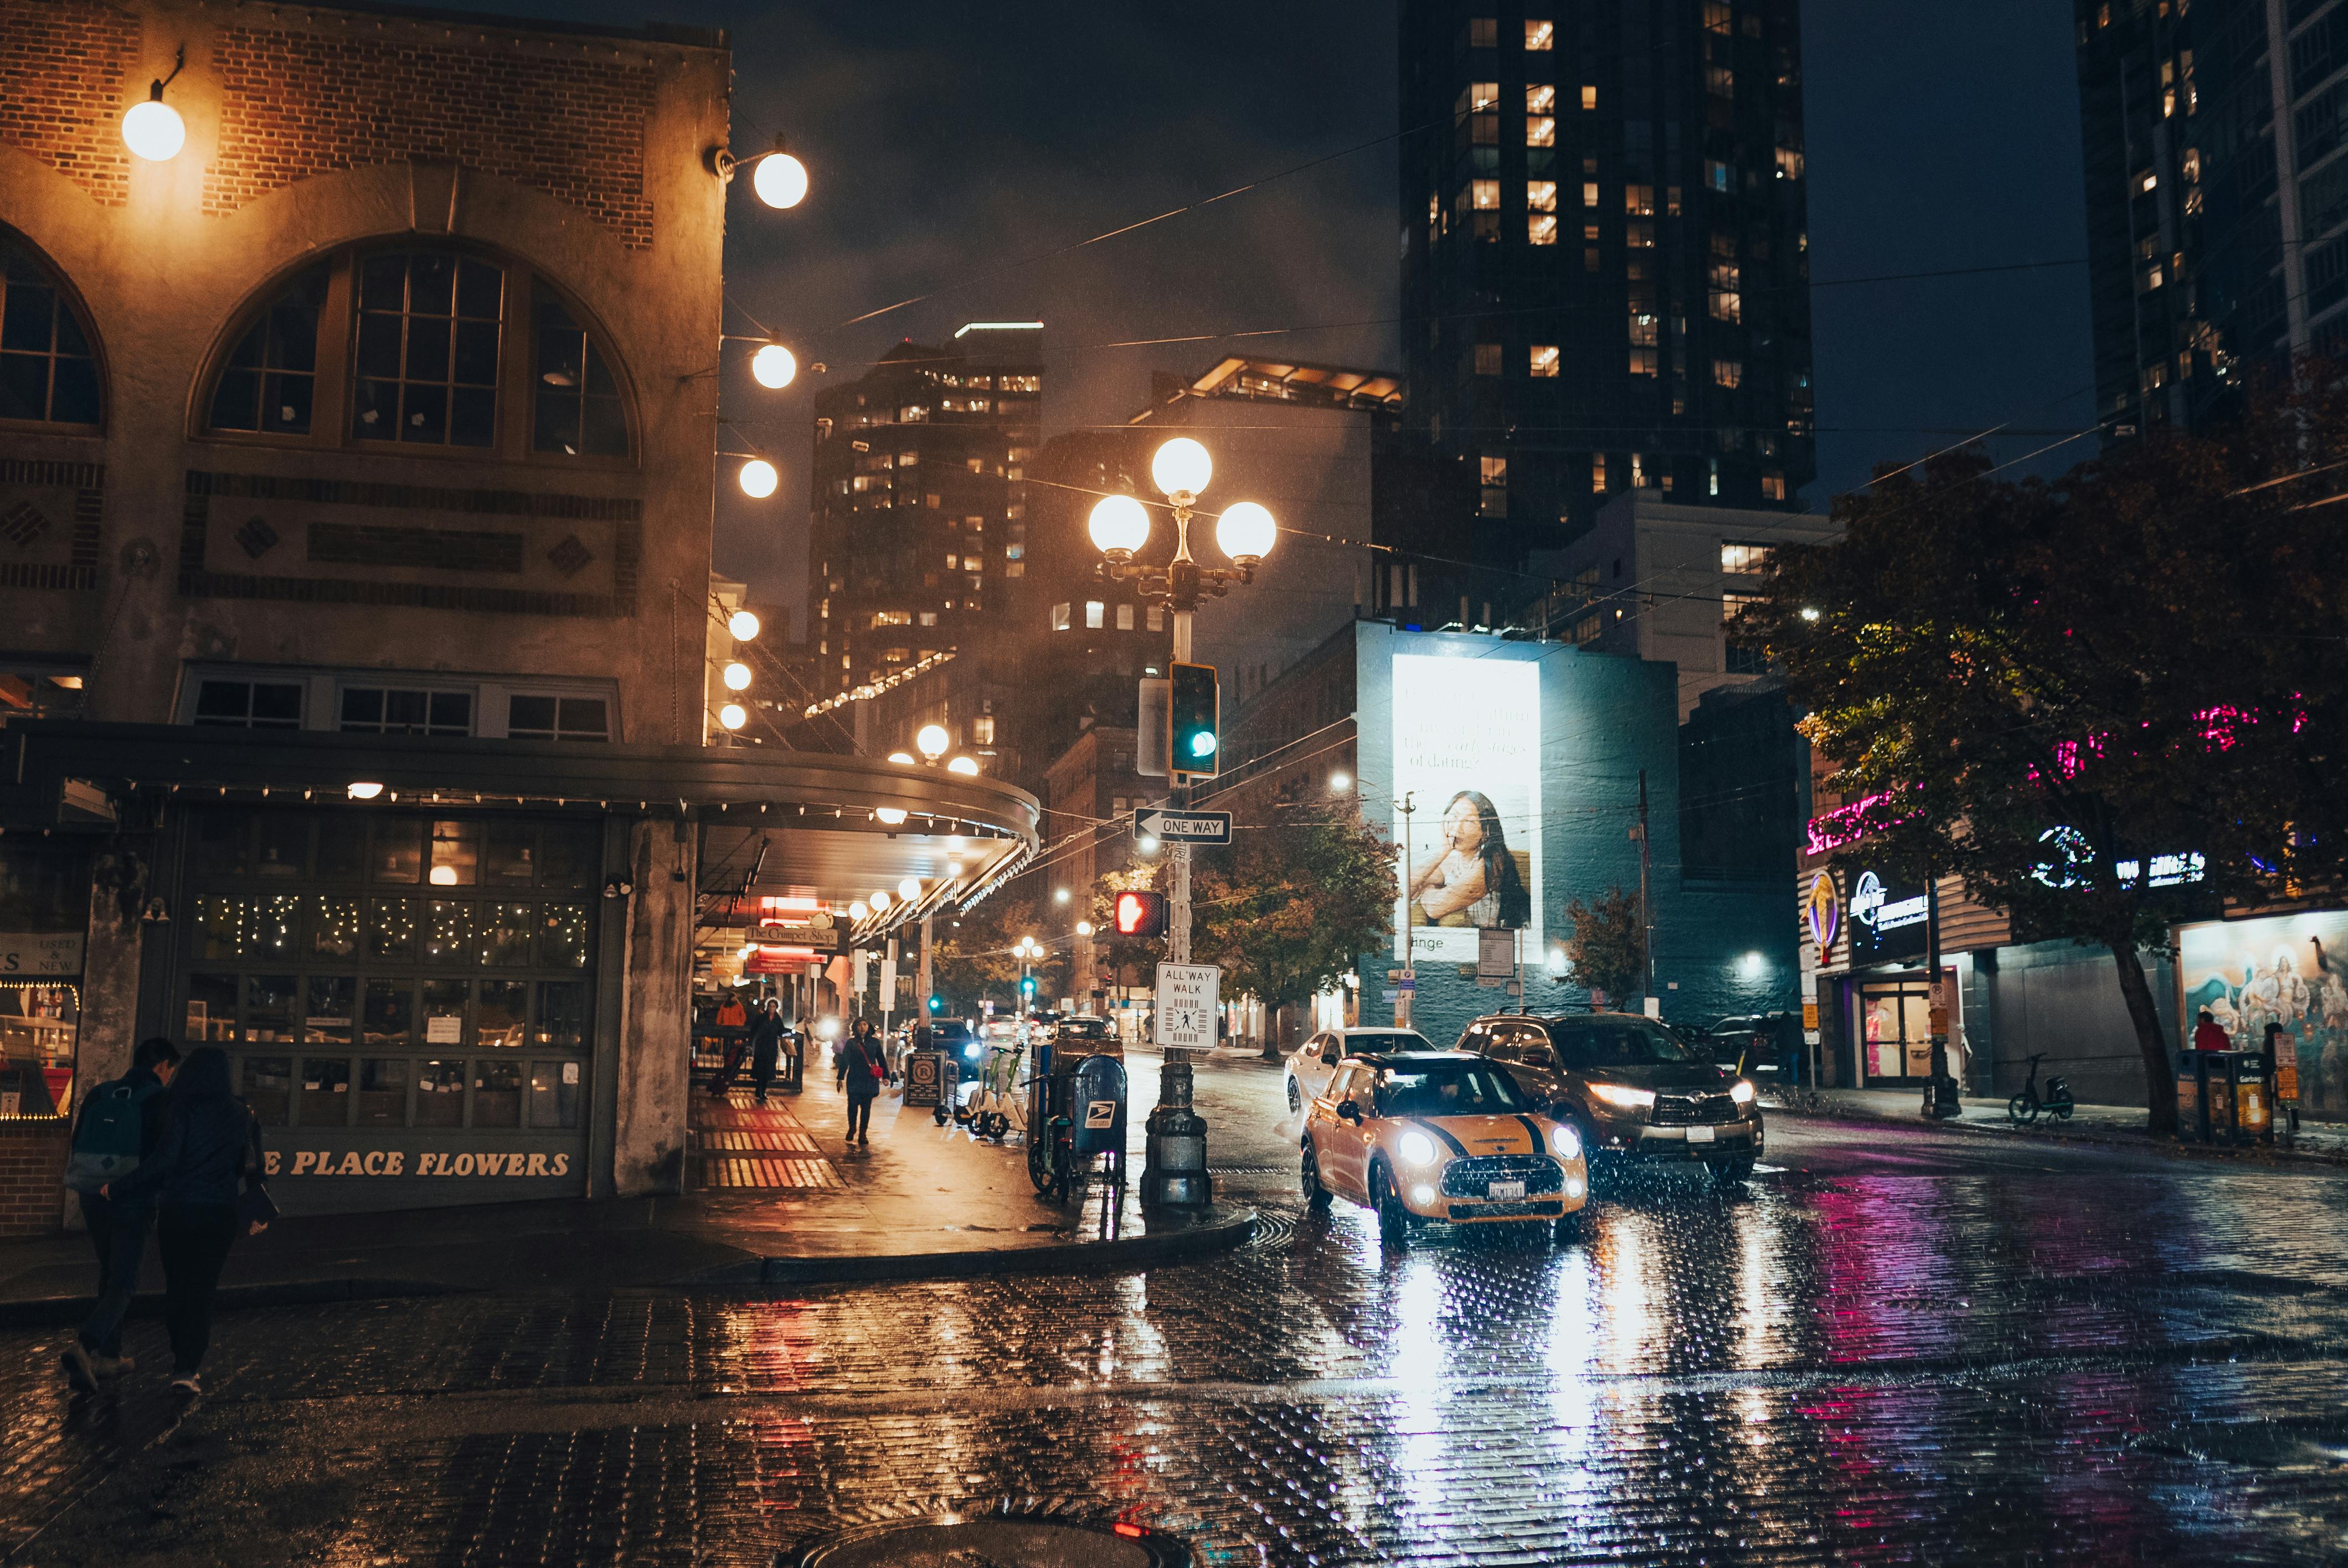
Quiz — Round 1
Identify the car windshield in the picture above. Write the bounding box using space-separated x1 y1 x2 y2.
1552 1019 1703 1066
1345 1031 1430 1054
1374 1064 1530 1117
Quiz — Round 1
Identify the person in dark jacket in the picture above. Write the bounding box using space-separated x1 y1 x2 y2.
749 998 789 1105
60 1036 180 1392
840 1018 890 1147
102 1046 269 1397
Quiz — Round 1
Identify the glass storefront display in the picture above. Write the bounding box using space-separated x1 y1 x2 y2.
0 846 90 1120
175 809 596 1147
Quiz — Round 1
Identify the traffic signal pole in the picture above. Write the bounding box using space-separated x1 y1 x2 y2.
1170 608 1193 966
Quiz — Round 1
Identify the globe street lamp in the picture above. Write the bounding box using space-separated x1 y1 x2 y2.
1086 435 1278 1209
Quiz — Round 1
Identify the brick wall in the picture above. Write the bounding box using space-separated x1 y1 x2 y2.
206 24 657 246
0 0 137 208
0 1121 70 1237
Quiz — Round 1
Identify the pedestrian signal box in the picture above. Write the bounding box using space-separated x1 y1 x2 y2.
1114 890 1169 939
1168 662 1219 777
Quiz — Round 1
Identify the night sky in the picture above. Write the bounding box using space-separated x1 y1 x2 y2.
487 0 2094 638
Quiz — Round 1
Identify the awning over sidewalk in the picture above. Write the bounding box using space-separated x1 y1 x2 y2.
1 721 1039 941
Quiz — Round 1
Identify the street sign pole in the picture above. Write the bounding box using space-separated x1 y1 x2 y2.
1170 608 1193 966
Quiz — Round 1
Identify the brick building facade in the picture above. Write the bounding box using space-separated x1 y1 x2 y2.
0 0 1045 1234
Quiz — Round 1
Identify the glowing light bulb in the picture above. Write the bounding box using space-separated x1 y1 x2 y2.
1088 494 1150 558
915 723 950 760
751 343 796 389
722 661 751 691
946 756 979 776
729 609 761 641
753 149 809 209
1151 437 1212 498
739 458 778 498
1214 501 1278 565
898 878 921 901
121 97 184 162
717 703 746 730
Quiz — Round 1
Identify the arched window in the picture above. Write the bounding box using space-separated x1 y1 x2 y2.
531 285 626 457
198 243 632 463
0 238 101 427
207 262 328 436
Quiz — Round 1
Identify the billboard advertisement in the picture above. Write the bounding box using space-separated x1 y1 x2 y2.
2180 910 2348 1116
1392 653 1541 962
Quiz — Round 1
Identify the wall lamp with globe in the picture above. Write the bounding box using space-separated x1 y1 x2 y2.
881 719 981 778
121 47 189 162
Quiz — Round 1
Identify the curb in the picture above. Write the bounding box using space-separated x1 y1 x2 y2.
0 1275 461 1329
1772 1098 2348 1168
678 1204 1259 1288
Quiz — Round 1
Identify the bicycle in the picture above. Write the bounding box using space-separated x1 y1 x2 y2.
1026 1067 1075 1203
2007 1053 2074 1125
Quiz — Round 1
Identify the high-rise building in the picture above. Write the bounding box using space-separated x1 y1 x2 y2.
806 323 1043 696
2073 0 2346 437
1397 1 1815 553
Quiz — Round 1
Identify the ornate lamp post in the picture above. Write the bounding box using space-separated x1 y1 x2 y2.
1086 437 1278 1206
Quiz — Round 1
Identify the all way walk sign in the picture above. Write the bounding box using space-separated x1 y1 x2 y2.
1134 808 1232 845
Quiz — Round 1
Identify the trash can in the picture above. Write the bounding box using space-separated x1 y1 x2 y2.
2231 1051 2273 1143
1070 1053 1128 1184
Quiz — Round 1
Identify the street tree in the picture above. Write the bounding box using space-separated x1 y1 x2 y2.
1743 381 2348 1133
930 894 1065 1015
1563 888 1646 1008
1191 807 1395 1046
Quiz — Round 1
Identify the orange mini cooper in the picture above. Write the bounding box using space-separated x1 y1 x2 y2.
1301 1050 1590 1247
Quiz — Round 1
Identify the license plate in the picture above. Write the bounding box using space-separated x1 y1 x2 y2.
1487 1179 1526 1200
1684 1126 1716 1144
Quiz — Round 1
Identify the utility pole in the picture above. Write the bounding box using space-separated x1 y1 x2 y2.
916 915 932 1018
1635 768 1655 1010
1170 609 1193 966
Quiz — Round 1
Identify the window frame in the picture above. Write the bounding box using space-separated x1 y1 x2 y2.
192 243 637 471
0 227 106 435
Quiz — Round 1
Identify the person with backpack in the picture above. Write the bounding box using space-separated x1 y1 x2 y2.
840 1017 891 1147
59 1036 181 1392
99 1046 272 1398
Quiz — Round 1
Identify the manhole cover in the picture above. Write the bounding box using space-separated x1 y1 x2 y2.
787 1514 1190 1567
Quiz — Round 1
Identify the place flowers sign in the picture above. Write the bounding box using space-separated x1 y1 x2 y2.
259 1146 575 1179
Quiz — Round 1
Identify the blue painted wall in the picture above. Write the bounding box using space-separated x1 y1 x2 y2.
1352 623 1796 1049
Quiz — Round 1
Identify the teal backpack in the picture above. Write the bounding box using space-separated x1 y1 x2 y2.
65 1076 162 1194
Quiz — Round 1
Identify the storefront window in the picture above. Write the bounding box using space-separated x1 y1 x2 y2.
173 811 597 1141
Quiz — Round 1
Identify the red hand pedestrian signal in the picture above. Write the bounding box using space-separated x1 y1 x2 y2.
1113 890 1168 938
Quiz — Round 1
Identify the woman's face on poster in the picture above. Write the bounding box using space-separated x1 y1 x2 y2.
1444 798 1484 853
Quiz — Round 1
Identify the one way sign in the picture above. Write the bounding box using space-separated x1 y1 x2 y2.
1135 808 1232 845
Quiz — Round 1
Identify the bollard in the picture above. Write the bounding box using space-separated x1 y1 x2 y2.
1139 1048 1212 1207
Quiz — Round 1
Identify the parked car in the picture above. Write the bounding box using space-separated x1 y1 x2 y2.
1300 1049 1590 1246
1286 1026 1436 1112
1455 1012 1764 1184
1049 1014 1121 1057
1704 1012 1805 1086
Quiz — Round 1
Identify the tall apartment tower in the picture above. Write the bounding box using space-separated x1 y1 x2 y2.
2074 0 2347 437
1398 1 1815 553
806 323 1043 696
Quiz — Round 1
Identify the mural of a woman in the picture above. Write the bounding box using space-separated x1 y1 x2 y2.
1408 790 1532 930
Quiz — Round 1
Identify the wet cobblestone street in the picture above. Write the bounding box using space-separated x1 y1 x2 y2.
7 1111 2348 1565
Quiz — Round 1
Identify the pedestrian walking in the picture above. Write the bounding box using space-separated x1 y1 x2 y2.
750 998 787 1105
841 1018 891 1147
58 1035 181 1392
99 1046 274 1398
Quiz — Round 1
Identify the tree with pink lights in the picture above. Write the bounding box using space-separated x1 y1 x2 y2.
1742 376 2348 1133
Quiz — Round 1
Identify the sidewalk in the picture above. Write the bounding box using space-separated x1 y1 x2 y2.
0 1051 1252 1322
1774 1084 2348 1164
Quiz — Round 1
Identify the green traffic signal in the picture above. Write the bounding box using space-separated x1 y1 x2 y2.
1169 661 1219 776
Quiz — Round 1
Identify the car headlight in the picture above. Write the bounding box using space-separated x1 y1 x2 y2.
1729 1079 1757 1105
1551 1123 1583 1162
1587 1083 1656 1112
964 1043 982 1058
1398 1130 1439 1166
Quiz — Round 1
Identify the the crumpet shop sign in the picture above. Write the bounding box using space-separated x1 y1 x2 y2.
260 1147 575 1178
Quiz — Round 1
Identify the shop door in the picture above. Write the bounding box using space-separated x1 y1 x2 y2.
1858 982 1932 1083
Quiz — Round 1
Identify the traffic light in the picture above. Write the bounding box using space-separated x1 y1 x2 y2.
1168 662 1219 776
928 994 943 1013
1020 976 1037 999
1113 889 1169 939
